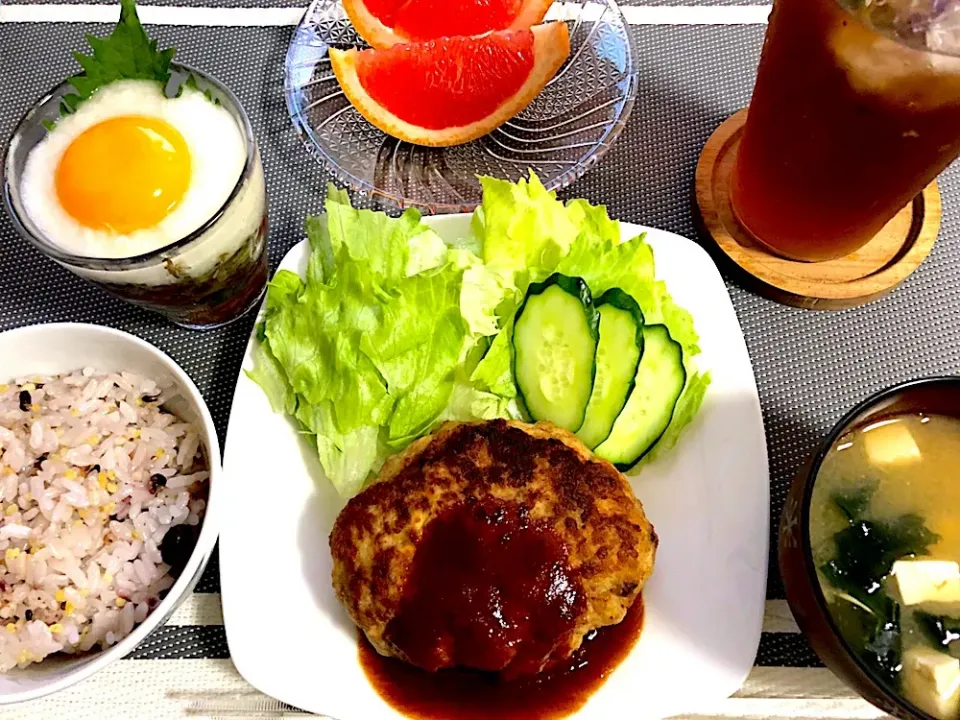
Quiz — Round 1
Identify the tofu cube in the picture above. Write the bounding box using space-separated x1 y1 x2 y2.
893 560 960 606
862 420 922 466
903 646 960 720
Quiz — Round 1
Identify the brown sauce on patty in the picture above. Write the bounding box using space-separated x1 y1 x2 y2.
385 499 585 677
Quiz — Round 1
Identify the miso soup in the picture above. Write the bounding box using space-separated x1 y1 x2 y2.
811 413 960 720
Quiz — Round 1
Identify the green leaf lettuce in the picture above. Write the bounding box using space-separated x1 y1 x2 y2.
250 187 518 498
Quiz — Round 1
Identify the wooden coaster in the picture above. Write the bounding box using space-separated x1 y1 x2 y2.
694 109 941 309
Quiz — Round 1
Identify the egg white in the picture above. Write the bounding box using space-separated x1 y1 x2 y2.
20 79 247 259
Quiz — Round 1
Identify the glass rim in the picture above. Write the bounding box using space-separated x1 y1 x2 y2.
798 375 960 720
833 0 960 59
2 63 257 271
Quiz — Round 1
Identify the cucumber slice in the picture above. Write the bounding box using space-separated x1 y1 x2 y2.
595 324 686 470
576 290 645 449
512 273 599 432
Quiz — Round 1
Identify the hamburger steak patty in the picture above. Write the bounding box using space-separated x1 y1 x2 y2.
330 419 658 677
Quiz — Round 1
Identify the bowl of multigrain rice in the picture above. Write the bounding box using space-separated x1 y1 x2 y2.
0 323 219 703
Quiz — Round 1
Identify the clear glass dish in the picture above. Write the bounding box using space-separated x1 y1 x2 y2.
284 0 638 213
3 65 269 330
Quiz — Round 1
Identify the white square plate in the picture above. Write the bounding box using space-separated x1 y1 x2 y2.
220 216 769 720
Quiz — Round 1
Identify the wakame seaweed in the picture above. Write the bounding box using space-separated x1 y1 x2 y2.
832 482 876 522
917 611 960 656
822 483 940 687
831 592 904 683
822 513 940 602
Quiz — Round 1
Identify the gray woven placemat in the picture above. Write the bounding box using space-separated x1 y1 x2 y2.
1 19 958 669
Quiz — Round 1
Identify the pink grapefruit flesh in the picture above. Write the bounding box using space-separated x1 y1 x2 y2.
330 22 571 147
357 32 534 129
343 0 554 48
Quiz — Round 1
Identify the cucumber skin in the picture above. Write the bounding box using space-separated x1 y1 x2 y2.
596 324 686 471
576 289 645 448
594 288 645 355
512 273 600 430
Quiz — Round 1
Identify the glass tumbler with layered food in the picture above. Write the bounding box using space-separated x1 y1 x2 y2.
731 0 960 262
2 0 268 329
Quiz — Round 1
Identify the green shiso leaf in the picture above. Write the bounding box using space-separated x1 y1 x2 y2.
50 0 218 125
60 0 175 118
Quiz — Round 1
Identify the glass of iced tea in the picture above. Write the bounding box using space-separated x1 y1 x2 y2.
731 0 960 262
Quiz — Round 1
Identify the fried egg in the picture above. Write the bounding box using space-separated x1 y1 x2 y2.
20 79 246 259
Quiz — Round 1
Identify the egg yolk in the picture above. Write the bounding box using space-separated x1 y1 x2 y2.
55 116 191 235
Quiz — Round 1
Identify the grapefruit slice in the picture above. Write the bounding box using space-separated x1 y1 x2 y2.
344 0 555 49
330 22 570 147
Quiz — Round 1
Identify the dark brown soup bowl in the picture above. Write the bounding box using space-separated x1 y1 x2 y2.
779 376 960 720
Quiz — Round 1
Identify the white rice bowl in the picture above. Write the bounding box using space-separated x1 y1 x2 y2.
0 323 219 704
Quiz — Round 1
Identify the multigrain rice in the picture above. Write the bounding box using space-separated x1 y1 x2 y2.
0 369 208 671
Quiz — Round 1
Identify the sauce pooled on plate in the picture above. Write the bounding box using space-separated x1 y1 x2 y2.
362 594 643 720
